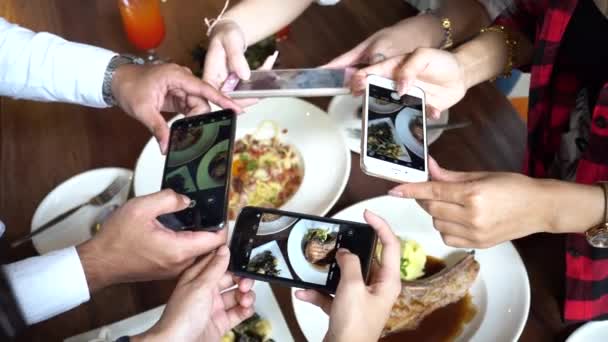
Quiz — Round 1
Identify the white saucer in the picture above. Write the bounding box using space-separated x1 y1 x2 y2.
327 94 449 154
567 321 608 342
30 168 132 254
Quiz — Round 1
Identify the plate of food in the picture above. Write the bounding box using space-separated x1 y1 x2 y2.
133 98 350 229
367 118 412 163
395 107 425 158
369 97 404 114
291 195 530 342
247 240 293 279
328 94 449 154
287 218 340 285
258 213 298 235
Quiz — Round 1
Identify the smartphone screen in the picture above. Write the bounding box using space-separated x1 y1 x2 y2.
229 207 377 293
158 110 236 231
366 84 426 171
223 68 352 93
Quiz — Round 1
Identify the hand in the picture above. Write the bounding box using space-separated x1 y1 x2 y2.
111 62 242 154
295 210 401 342
325 15 444 68
203 21 278 107
77 189 228 292
387 158 606 248
350 48 467 119
133 246 255 342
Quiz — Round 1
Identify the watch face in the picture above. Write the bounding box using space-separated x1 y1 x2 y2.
589 230 608 248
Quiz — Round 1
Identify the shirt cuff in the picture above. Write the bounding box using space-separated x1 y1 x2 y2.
2 246 90 325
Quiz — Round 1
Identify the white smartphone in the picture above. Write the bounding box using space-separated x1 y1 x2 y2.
221 68 354 98
361 74 429 183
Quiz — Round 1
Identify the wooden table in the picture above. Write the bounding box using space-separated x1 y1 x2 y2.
0 1 578 341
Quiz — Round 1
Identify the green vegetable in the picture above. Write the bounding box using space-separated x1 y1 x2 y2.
400 240 426 280
305 228 329 242
247 160 258 171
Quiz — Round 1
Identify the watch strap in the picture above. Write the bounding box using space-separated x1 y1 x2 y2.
102 55 145 107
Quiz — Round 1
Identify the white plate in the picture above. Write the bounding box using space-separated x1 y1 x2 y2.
249 240 293 280
258 215 298 235
30 168 132 255
328 94 448 154
566 321 608 342
395 107 425 158
64 282 293 342
134 98 351 228
291 195 530 342
287 218 340 285
368 117 412 163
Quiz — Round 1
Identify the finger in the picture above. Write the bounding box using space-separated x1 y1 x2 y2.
138 109 169 154
223 305 255 330
335 248 364 285
258 50 279 70
416 199 470 225
439 233 477 248
171 231 228 261
202 41 228 89
137 189 190 216
179 251 216 284
394 49 433 94
323 41 369 68
357 56 403 81
364 210 400 282
427 157 485 182
388 181 469 204
170 68 243 113
192 245 230 285
350 71 368 95
237 277 254 293
221 288 255 309
224 37 251 80
294 289 333 315
186 98 211 116
427 106 441 120
432 218 471 240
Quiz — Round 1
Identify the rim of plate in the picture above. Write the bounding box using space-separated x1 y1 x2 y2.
30 167 133 254
566 321 608 342
133 98 351 220
291 195 530 342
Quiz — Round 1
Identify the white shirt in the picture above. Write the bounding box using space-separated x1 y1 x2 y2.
0 17 117 325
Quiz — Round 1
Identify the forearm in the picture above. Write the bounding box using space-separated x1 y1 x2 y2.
0 18 115 107
222 0 314 45
436 0 493 46
542 180 605 234
453 28 533 89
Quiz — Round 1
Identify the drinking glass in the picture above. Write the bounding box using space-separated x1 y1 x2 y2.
117 0 166 63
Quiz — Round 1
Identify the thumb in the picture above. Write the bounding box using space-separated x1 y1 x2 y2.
224 37 251 80
394 49 434 94
336 248 364 286
195 245 230 285
170 229 227 260
294 289 333 314
137 189 190 217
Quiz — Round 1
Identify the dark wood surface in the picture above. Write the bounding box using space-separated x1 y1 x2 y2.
0 1 576 341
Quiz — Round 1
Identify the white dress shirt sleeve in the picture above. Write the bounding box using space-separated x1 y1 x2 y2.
0 17 116 107
2 246 90 325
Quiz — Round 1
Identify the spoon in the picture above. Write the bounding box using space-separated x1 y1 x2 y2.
90 205 119 236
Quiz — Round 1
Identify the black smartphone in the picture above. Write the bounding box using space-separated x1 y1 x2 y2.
158 109 236 231
229 206 377 294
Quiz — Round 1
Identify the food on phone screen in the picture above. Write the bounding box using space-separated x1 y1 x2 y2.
382 250 479 339
229 121 303 220
368 121 403 159
247 250 281 276
169 125 203 151
208 150 229 180
222 312 273 342
303 228 338 266
409 116 424 144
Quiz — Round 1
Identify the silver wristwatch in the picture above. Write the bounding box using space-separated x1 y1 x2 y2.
102 54 145 106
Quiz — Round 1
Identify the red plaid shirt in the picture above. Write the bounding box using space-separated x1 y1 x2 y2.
495 0 608 322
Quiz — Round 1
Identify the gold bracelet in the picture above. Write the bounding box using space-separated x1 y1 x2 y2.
480 25 517 79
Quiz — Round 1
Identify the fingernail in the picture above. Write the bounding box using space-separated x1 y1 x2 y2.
217 245 229 256
181 195 191 205
337 248 350 255
388 189 403 197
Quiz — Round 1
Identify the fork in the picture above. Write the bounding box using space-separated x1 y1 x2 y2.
11 176 130 248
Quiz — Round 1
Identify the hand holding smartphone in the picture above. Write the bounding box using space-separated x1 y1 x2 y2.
361 74 429 183
229 207 377 294
221 68 355 98
158 109 236 231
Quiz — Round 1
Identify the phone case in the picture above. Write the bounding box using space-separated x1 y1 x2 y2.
228 206 377 294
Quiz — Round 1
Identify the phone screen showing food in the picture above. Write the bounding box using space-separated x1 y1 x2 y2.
234 69 348 91
366 84 426 171
230 207 376 293
158 110 236 230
